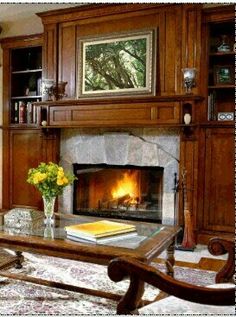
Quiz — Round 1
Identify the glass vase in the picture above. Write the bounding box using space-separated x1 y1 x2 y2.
43 196 56 225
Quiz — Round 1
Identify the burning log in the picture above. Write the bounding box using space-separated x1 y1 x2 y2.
99 194 131 210
117 194 131 205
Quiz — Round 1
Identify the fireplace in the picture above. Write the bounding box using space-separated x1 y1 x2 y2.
58 128 180 225
73 163 163 223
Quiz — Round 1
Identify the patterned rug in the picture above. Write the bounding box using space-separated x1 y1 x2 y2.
0 250 217 315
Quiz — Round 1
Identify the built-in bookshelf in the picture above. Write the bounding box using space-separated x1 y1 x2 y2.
10 46 42 125
207 21 234 122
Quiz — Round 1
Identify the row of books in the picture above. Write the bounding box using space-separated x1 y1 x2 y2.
207 92 217 121
12 101 38 124
64 220 138 244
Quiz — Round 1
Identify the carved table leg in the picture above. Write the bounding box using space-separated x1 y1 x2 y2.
15 251 24 269
165 239 175 278
117 277 144 315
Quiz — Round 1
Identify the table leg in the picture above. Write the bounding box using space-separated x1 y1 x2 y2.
166 239 175 277
15 251 24 269
117 277 144 315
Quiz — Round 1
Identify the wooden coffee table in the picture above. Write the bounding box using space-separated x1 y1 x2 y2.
0 212 181 314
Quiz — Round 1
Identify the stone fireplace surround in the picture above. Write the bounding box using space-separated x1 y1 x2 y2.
59 127 180 225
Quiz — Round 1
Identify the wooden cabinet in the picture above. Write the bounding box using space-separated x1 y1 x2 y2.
200 5 235 123
204 128 234 232
6 129 43 209
1 34 43 127
10 46 42 125
207 19 234 121
196 5 234 243
1 35 59 211
197 127 234 243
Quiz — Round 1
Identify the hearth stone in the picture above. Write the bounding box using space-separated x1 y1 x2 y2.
59 128 180 225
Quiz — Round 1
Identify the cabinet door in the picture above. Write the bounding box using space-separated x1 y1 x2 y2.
9 129 43 209
203 128 234 232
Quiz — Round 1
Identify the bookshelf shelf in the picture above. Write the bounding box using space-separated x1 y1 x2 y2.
207 20 234 122
11 96 42 100
209 51 235 56
208 85 234 89
12 69 42 74
10 46 42 125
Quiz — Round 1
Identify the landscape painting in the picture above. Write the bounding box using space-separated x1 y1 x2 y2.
77 30 155 97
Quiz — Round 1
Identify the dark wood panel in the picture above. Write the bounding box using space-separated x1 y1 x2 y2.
43 24 57 81
161 7 182 94
58 23 76 98
203 128 234 232
182 6 202 96
9 130 42 208
47 102 180 127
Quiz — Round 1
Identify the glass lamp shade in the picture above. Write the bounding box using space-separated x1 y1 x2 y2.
182 68 197 94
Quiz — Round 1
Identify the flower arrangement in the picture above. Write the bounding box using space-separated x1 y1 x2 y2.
27 162 76 199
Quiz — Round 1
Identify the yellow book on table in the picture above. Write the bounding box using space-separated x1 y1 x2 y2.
65 220 136 239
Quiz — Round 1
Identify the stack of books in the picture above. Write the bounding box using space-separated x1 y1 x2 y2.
65 220 137 244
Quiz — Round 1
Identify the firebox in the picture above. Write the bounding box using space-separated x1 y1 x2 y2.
73 164 163 223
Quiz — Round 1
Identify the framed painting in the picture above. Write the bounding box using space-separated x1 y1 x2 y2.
213 65 234 85
77 30 156 98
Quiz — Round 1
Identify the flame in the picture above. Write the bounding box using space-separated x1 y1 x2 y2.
111 172 139 201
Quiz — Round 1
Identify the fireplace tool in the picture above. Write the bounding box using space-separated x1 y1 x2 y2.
176 169 196 251
175 169 196 251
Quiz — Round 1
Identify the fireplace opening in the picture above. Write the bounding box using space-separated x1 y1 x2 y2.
73 164 163 223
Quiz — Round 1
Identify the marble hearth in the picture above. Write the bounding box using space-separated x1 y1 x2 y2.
59 128 180 225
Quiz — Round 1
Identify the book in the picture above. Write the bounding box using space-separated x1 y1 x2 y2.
26 102 32 123
66 230 138 244
19 101 26 123
64 220 136 240
13 102 19 123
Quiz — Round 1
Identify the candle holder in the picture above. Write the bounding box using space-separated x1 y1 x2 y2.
182 68 197 94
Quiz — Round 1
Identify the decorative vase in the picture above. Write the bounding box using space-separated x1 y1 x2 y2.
53 81 68 100
184 113 191 125
44 224 54 239
42 196 56 225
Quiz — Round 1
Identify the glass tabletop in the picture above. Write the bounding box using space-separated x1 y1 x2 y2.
1 210 165 249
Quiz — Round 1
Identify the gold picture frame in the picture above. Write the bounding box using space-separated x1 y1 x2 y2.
77 29 157 98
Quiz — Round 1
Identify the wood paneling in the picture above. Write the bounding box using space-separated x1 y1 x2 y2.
47 102 180 127
203 128 234 232
49 4 201 98
9 129 42 208
160 7 182 94
58 23 76 98
181 5 202 95
43 24 58 81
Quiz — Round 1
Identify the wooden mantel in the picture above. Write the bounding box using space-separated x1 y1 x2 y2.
36 95 204 128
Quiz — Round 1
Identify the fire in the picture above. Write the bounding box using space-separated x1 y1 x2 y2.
111 172 139 202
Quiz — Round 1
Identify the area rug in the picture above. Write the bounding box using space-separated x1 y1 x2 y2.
0 251 217 315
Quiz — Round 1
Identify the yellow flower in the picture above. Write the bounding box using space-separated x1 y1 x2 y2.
33 172 47 184
57 176 69 186
56 178 64 186
57 170 64 177
62 176 68 185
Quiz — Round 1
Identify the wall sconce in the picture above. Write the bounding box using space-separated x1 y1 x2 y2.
182 68 197 94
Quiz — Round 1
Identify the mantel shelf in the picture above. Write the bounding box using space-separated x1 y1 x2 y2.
36 95 204 107
35 94 204 129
